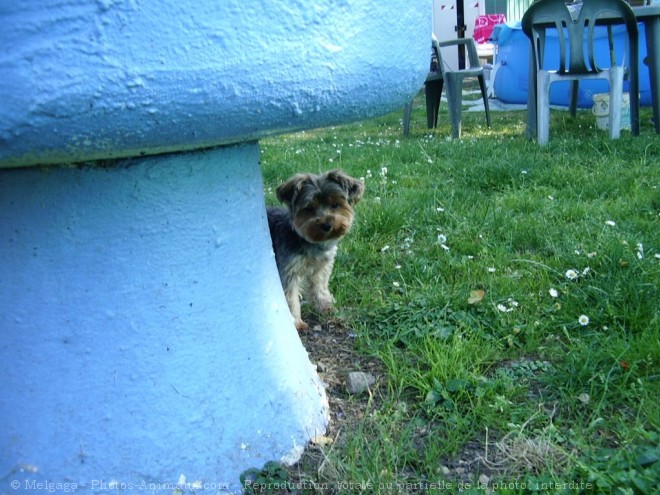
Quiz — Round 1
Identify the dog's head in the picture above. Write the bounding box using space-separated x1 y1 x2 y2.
276 169 364 244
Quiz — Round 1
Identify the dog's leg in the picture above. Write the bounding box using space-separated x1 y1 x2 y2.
283 277 308 331
309 257 335 313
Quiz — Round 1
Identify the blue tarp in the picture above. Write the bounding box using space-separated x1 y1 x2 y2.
492 21 651 107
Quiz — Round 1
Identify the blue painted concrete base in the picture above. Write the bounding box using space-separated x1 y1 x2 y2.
0 144 328 494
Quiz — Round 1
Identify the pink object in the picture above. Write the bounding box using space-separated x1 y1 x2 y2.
474 14 506 43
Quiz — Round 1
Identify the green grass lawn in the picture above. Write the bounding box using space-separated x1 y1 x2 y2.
258 93 660 494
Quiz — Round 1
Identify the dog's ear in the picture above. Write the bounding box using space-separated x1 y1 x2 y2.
276 173 310 206
325 169 365 205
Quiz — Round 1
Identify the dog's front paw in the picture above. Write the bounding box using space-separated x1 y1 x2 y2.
313 294 334 313
317 301 334 313
295 319 309 332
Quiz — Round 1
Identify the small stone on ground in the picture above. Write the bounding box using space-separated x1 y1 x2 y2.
345 371 376 395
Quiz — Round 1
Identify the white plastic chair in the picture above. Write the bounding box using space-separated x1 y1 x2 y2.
521 0 638 145
403 35 491 139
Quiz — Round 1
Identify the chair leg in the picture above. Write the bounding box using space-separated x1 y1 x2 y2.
526 51 538 140
425 80 442 129
608 67 624 139
402 100 413 136
445 74 463 139
537 72 551 145
477 75 491 128
569 80 579 118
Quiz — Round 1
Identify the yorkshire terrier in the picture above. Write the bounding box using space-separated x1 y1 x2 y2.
267 169 364 331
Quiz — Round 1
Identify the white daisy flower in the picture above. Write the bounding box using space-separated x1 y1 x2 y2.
549 288 559 298
497 301 517 313
565 269 579 280
578 315 590 326
605 220 616 226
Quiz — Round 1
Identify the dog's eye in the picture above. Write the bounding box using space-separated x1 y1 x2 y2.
330 202 339 209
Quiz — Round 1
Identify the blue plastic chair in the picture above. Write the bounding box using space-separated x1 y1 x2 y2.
522 0 638 145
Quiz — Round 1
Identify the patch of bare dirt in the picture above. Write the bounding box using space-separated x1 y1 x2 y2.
284 316 385 489
299 316 385 438
283 320 566 493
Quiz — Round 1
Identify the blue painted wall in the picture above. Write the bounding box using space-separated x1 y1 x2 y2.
0 1 431 492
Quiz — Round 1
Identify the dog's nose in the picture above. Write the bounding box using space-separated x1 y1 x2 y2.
320 222 332 232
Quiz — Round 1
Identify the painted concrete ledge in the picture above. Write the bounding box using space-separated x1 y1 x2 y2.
0 0 430 169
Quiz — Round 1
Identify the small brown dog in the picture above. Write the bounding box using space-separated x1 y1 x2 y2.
267 169 364 331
